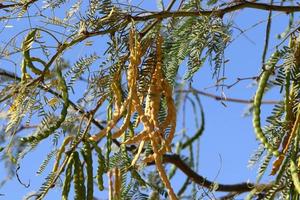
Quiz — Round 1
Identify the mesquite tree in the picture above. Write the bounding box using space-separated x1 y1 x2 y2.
0 0 300 199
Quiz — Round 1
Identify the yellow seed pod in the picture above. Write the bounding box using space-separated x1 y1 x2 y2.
149 132 178 200
89 99 130 141
131 140 145 167
113 168 122 199
123 130 149 145
52 136 73 172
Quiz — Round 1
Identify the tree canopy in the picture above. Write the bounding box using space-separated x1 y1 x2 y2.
1 0 300 199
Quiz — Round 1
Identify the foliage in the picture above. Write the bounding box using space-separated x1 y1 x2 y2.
0 0 300 200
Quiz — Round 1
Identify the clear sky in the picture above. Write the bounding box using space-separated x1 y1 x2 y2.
0 0 294 199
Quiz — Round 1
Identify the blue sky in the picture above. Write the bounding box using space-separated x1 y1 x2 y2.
0 0 295 199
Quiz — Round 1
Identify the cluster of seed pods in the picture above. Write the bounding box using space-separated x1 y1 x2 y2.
89 28 178 200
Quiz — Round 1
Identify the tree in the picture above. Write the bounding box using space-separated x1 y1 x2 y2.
0 0 300 199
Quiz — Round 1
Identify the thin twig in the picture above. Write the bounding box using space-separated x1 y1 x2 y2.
139 0 177 37
177 88 279 104
208 76 258 89
16 164 30 188
177 177 190 196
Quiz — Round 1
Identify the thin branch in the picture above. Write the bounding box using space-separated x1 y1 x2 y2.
181 95 205 149
0 0 38 10
177 88 279 104
177 177 190 196
215 76 258 89
131 1 300 21
16 164 30 188
148 154 274 194
140 0 177 37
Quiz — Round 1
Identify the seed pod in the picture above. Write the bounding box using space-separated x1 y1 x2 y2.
81 141 93 200
62 156 74 200
89 99 130 142
131 140 145 167
253 51 281 157
97 151 106 191
91 142 106 191
149 132 178 200
21 67 69 143
123 130 148 145
21 29 36 81
22 29 46 77
53 136 73 172
73 151 85 200
111 76 122 112
282 108 300 154
113 168 122 199
290 159 300 193
110 103 132 139
162 79 176 151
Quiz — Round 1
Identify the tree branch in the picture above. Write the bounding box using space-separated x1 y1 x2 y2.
147 154 273 194
0 0 38 10
131 1 300 20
